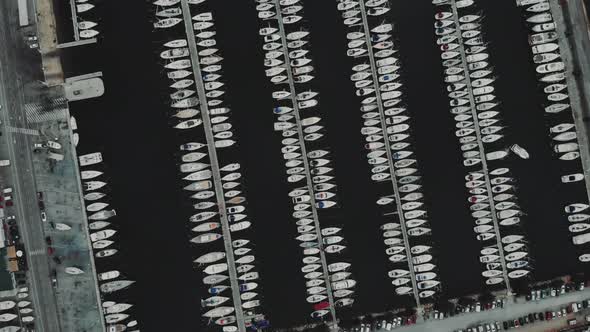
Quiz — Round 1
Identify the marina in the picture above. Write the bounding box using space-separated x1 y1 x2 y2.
44 0 590 330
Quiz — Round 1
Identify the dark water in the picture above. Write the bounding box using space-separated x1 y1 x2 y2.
54 0 590 330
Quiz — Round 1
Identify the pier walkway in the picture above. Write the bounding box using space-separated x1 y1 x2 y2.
357 0 422 307
270 0 339 327
180 1 247 332
447 0 512 293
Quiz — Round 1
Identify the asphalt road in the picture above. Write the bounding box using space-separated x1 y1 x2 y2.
0 0 61 331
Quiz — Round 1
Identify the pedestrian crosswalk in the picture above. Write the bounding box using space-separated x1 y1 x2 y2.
24 98 69 123
4 126 39 136
29 248 45 256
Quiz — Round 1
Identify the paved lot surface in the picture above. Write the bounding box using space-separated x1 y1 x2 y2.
384 288 590 332
0 0 104 331
552 0 590 204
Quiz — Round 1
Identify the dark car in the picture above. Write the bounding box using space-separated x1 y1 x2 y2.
503 321 509 330
528 313 535 321
50 269 57 288
538 312 544 321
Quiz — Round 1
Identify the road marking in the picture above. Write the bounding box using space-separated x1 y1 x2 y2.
5 126 39 135
29 249 45 256
24 100 68 123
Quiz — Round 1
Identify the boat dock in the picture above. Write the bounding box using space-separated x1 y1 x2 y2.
447 0 512 294
57 0 97 48
179 1 247 331
271 0 339 326
357 0 422 308
550 0 590 206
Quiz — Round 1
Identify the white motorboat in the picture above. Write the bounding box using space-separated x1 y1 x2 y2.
92 240 113 249
569 223 590 233
532 43 559 54
165 39 188 48
203 307 235 319
173 108 199 119
565 203 589 214
81 170 103 180
90 229 116 242
87 202 109 212
508 269 530 279
0 301 15 311
503 245 524 255
527 12 552 24
96 249 117 258
191 233 222 244
417 280 440 290
156 7 181 17
502 234 524 244
486 277 503 285
76 3 94 12
195 252 225 264
165 59 192 70
532 22 556 32
105 303 133 314
154 18 182 29
505 251 528 261
98 270 120 281
168 70 192 80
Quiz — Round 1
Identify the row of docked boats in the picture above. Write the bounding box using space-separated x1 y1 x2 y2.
519 0 580 161
0 290 35 326
433 0 532 285
75 0 100 39
255 0 355 318
152 1 268 330
79 152 138 329
516 0 590 263
336 0 440 300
